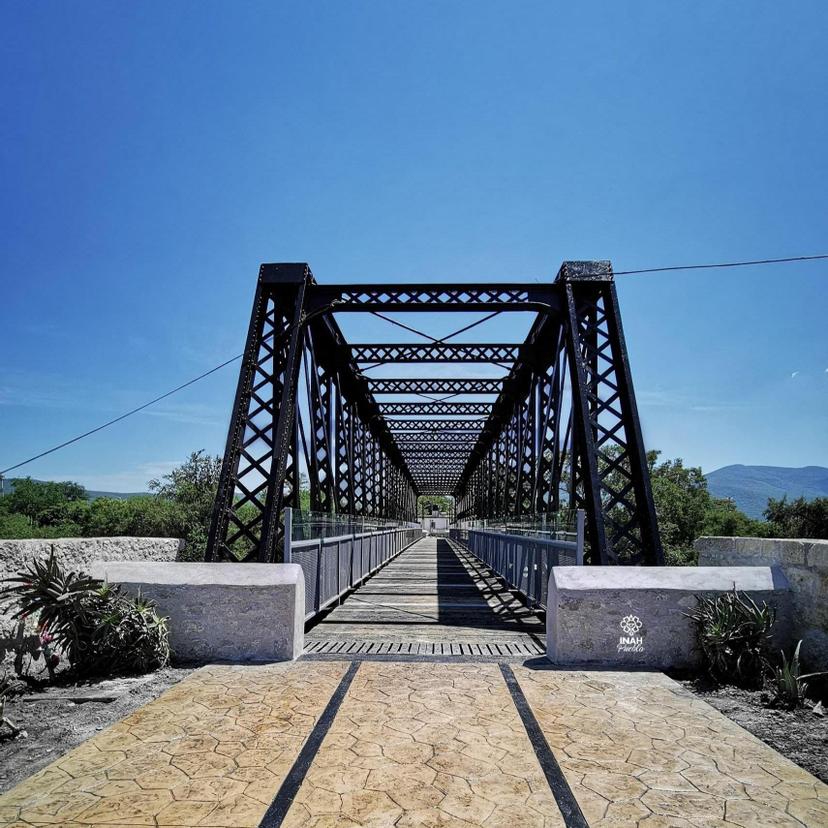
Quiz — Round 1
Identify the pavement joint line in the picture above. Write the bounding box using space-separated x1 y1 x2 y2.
257 660 360 828
300 653 547 663
499 662 589 828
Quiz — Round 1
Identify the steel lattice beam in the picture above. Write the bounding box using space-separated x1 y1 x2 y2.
395 435 479 447
351 344 520 363
386 419 487 432
379 402 492 415
299 281 563 313
208 260 663 567
368 378 504 394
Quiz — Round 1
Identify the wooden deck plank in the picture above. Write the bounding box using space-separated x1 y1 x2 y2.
305 536 545 657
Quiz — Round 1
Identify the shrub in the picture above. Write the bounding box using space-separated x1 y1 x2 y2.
764 496 828 540
87 586 169 675
686 588 775 688
0 672 22 737
1 552 169 678
765 641 827 709
664 545 697 566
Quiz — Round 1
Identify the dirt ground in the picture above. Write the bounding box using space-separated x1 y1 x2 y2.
682 680 828 784
0 667 193 792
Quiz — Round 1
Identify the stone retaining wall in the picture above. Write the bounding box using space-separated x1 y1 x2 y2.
695 536 828 669
0 537 185 672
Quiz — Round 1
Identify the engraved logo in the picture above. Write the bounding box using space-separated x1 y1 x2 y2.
617 615 644 653
620 615 642 635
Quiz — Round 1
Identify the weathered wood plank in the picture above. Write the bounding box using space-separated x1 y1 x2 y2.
305 537 545 657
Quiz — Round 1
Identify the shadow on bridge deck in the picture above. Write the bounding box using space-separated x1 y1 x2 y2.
305 536 545 656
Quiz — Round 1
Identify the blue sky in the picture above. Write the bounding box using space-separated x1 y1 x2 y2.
1 2 826 492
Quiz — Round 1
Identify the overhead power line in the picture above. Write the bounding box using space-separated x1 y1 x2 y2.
615 253 828 276
0 354 243 476
1 251 825 477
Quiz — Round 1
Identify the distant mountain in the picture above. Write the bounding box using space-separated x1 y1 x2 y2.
0 478 147 501
705 465 828 519
85 489 148 501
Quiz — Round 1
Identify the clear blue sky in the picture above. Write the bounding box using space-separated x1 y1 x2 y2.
1 2 826 492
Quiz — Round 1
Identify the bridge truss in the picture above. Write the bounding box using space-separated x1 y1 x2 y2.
207 261 663 565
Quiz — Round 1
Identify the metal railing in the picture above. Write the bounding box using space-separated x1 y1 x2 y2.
288 508 419 541
284 509 421 621
449 509 584 608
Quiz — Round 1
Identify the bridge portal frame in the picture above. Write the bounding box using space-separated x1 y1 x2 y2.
206 261 663 566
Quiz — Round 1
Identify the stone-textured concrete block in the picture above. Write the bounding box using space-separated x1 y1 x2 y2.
91 562 305 664
546 566 790 669
801 628 828 671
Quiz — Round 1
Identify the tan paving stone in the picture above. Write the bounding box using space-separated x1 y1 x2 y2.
156 799 219 825
439 790 495 823
395 808 477 828
341 789 403 825
514 666 828 828
724 797 806 826
4 657 824 827
0 661 348 828
194 792 263 827
294 785 342 815
787 798 828 825
280 662 566 827
387 782 446 811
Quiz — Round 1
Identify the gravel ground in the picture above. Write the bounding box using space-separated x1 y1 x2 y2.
682 680 828 784
0 667 193 792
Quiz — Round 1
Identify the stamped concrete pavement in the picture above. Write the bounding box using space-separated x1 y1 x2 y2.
0 659 825 827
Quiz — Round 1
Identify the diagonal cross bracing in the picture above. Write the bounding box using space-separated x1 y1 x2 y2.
368 378 505 394
378 402 493 415
207 261 663 565
351 343 520 363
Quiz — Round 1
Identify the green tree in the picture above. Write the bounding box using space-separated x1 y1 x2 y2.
148 451 223 560
5 479 88 526
601 450 762 564
702 497 767 538
86 496 182 538
299 473 311 512
764 496 828 539
417 495 453 517
648 454 710 556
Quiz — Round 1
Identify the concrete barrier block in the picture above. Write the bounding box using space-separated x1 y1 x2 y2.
801 629 828 671
546 566 791 669
91 562 305 664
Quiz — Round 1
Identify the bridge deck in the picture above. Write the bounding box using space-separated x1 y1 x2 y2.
305 536 546 656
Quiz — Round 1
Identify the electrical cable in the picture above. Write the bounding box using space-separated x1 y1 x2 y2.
3 252 824 476
614 253 828 276
0 355 243 476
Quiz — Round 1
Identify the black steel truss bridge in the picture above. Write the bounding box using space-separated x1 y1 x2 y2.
207 261 663 566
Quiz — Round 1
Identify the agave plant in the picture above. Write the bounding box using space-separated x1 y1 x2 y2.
765 641 827 709
686 588 776 688
1 551 169 678
0 551 100 667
